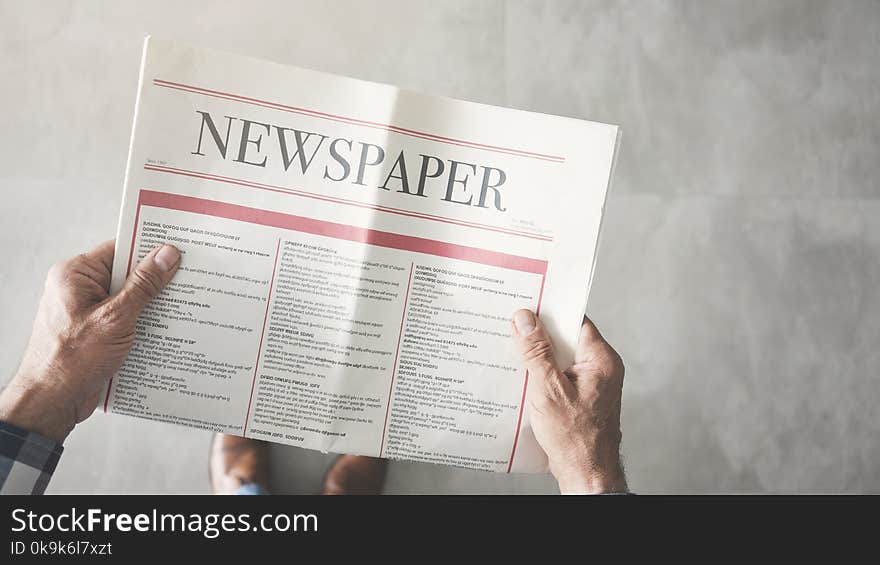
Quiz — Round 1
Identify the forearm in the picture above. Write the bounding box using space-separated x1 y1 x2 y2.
0 372 77 444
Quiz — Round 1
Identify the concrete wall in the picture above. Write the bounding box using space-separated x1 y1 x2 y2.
1 0 877 493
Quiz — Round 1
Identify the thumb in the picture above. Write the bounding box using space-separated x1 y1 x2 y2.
111 244 181 313
512 309 573 403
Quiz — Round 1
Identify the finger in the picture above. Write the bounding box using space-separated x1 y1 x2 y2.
512 309 573 402
48 240 117 294
110 244 181 313
82 240 116 273
575 315 606 363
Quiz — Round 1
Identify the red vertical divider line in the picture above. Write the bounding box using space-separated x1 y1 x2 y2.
242 237 282 435
506 273 547 473
379 262 415 457
104 197 145 413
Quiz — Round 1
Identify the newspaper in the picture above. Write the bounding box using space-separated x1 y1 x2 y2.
105 37 620 473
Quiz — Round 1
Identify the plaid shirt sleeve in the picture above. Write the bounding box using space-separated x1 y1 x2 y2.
0 421 63 495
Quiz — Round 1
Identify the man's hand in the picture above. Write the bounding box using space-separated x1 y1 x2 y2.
0 241 180 442
512 309 627 494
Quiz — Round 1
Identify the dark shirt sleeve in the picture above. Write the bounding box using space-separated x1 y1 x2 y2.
0 421 63 495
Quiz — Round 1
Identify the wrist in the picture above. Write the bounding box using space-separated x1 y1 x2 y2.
555 468 628 494
550 453 627 494
0 373 76 443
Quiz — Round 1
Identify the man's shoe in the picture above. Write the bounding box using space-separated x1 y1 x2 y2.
322 455 388 495
209 433 270 494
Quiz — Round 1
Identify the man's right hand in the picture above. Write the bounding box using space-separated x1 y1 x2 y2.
0 241 180 443
511 309 627 494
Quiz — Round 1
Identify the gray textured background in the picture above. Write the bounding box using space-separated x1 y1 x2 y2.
1 0 877 493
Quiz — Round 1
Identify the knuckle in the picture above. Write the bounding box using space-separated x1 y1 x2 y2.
595 343 625 379
47 254 89 287
47 261 64 279
94 303 137 340
543 380 568 405
607 347 625 376
129 267 163 298
94 301 125 327
46 260 71 285
521 339 554 364
87 306 136 347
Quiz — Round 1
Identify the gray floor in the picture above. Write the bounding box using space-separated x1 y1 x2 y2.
1 0 878 494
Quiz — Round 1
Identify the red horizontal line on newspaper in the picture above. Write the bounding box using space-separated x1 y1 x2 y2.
136 190 549 275
143 164 553 242
152 79 565 163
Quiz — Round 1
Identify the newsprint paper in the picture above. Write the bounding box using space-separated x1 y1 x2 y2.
105 37 620 473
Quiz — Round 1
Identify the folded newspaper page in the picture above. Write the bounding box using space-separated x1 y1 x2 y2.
105 37 620 473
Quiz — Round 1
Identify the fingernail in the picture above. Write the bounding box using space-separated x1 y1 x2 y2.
514 310 537 335
154 245 180 272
